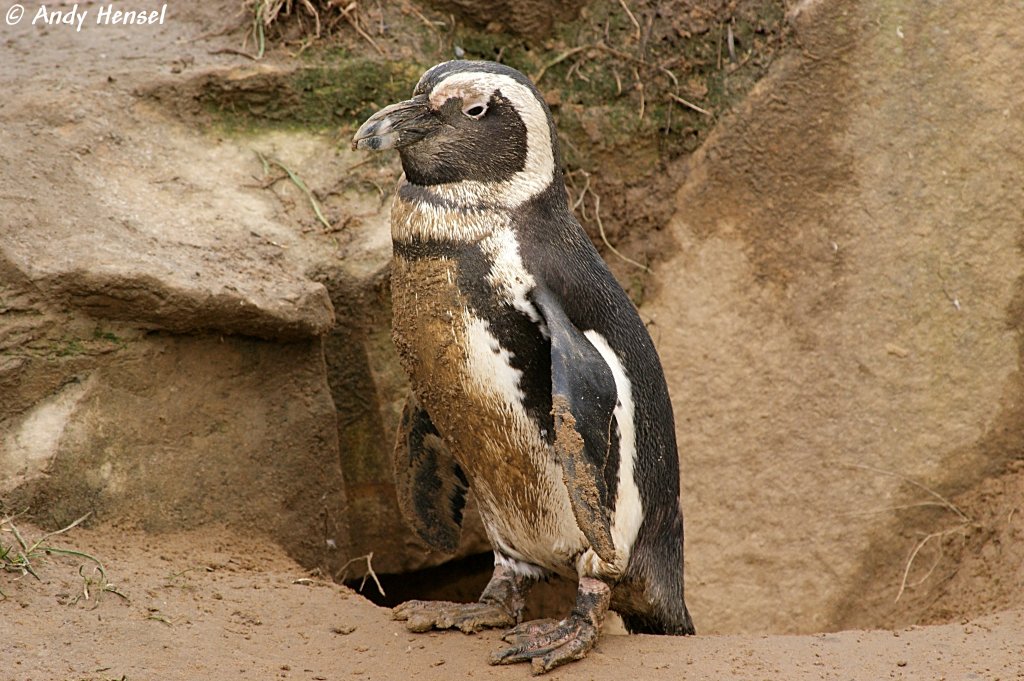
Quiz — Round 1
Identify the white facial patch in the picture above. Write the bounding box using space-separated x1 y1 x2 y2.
578 330 642 579
426 71 555 209
429 81 490 117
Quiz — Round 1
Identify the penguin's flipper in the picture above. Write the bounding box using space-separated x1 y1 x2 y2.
393 394 469 553
532 287 618 564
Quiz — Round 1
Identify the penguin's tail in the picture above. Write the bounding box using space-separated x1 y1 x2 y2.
620 604 695 636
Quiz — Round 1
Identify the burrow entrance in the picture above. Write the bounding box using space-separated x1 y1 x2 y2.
345 551 577 621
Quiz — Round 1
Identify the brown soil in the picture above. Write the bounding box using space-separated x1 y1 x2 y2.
838 461 1024 631
4 523 1023 681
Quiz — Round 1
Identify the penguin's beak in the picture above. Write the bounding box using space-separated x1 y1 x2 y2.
352 95 437 151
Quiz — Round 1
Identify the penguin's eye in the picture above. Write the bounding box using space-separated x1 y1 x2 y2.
463 103 487 119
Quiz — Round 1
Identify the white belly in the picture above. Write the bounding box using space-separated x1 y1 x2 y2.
390 253 586 576
459 310 586 576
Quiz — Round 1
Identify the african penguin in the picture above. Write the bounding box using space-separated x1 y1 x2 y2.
352 60 695 674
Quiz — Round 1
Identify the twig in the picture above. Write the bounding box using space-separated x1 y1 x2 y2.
43 547 106 577
333 1 385 56
252 0 266 59
728 49 755 74
840 463 970 522
593 192 651 273
569 170 591 214
286 34 318 58
207 47 260 60
299 0 322 37
248 0 324 53
659 64 679 88
936 264 962 311
258 0 284 25
895 526 966 602
337 552 386 597
104 583 131 601
342 155 381 175
255 151 332 230
668 92 713 117
566 57 589 83
401 0 443 31
633 67 645 121
594 42 678 86
533 46 586 85
717 22 723 70
839 501 959 517
256 150 272 176
617 0 642 42
10 521 30 553
31 513 92 547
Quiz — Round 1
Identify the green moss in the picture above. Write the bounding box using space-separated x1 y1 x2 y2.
27 330 129 360
55 339 84 357
289 58 426 126
92 328 126 345
200 58 428 132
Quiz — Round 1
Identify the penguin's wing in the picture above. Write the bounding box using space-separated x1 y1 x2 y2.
392 393 469 553
532 286 618 563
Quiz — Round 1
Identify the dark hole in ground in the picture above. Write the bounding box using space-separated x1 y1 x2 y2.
345 551 577 621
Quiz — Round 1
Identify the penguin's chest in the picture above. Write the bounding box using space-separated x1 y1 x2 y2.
390 251 586 573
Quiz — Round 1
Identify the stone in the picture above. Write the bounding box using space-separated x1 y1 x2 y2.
644 0 1024 634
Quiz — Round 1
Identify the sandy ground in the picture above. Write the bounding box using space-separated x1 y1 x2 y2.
3 525 1023 681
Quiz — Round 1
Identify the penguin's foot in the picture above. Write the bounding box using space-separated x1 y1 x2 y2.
500 618 560 644
392 562 533 634
393 599 516 633
488 576 611 675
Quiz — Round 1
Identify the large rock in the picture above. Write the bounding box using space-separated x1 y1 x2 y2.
646 0 1024 634
0 78 352 570
0 3 488 578
0 101 334 341
5 335 349 566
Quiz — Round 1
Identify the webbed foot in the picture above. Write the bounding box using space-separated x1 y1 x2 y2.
500 618 560 644
392 561 533 634
488 576 611 675
393 599 516 633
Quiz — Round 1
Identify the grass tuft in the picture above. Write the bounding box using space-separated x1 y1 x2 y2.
0 512 126 605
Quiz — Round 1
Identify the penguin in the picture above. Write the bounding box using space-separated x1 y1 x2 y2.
352 60 695 674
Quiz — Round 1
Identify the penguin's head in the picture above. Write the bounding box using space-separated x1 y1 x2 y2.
353 61 561 207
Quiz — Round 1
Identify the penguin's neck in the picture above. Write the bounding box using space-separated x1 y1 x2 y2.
392 180 512 246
